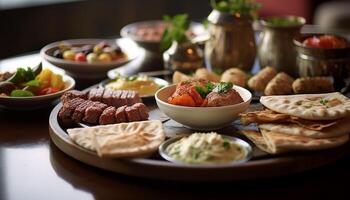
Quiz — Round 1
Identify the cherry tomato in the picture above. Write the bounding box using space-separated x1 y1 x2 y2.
303 37 320 48
303 35 347 48
319 35 346 48
74 53 87 62
38 87 59 95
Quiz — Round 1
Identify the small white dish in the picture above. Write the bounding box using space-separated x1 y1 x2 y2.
159 135 253 166
0 74 75 110
155 84 252 130
100 77 169 99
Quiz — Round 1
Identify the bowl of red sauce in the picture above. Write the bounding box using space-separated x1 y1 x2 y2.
294 34 350 89
155 79 252 130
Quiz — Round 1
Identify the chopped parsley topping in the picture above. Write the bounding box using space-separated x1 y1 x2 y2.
320 99 329 106
195 82 216 98
223 139 230 150
213 82 233 94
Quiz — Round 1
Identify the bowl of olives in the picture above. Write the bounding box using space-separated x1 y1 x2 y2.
41 38 141 79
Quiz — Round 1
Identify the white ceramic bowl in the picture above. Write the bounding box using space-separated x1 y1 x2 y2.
155 84 252 130
40 38 141 79
0 74 75 110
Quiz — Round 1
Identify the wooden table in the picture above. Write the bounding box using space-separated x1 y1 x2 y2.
1 53 350 200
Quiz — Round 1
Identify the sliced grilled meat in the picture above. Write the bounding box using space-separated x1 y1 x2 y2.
61 88 142 108
58 98 85 122
126 90 142 105
99 106 117 125
132 103 149 120
120 90 129 106
125 106 141 122
111 90 123 107
88 88 104 102
61 90 88 104
83 102 108 124
88 88 97 100
72 100 94 123
102 88 113 106
115 105 127 123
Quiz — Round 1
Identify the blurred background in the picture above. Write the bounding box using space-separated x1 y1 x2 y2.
0 0 349 59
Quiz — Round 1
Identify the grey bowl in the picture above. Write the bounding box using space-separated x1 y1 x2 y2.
40 38 142 79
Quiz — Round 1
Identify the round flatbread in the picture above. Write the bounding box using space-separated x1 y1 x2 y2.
67 120 165 158
240 130 273 154
67 123 118 151
241 129 349 154
260 129 349 154
260 92 350 120
259 117 350 138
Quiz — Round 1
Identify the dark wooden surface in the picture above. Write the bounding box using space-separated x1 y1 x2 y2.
1 54 350 200
1 105 350 200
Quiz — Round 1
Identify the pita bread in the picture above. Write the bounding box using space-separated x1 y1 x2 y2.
240 110 290 125
241 130 349 154
67 120 165 158
240 109 338 130
94 120 165 157
67 123 118 151
259 117 350 138
260 92 350 120
260 129 348 154
240 130 274 154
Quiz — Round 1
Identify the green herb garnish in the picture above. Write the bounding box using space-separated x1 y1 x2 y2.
202 19 209 28
10 90 34 97
25 79 40 87
213 82 233 94
223 139 230 150
320 99 329 106
265 17 303 27
195 86 208 98
124 76 138 81
206 82 215 91
211 0 261 15
8 67 36 84
195 82 216 98
160 14 190 52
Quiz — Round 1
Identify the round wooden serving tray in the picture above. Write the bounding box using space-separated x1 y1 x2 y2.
49 102 350 182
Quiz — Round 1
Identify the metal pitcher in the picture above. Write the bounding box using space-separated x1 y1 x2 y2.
205 10 256 73
258 16 305 77
163 41 203 73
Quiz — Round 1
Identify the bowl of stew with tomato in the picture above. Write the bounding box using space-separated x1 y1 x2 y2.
294 34 350 89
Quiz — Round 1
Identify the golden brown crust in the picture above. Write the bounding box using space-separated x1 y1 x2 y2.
292 77 334 94
264 72 294 95
248 66 277 92
240 109 338 131
195 68 220 82
220 68 247 87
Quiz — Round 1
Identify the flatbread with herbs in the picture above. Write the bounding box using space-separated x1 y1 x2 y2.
260 92 350 120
